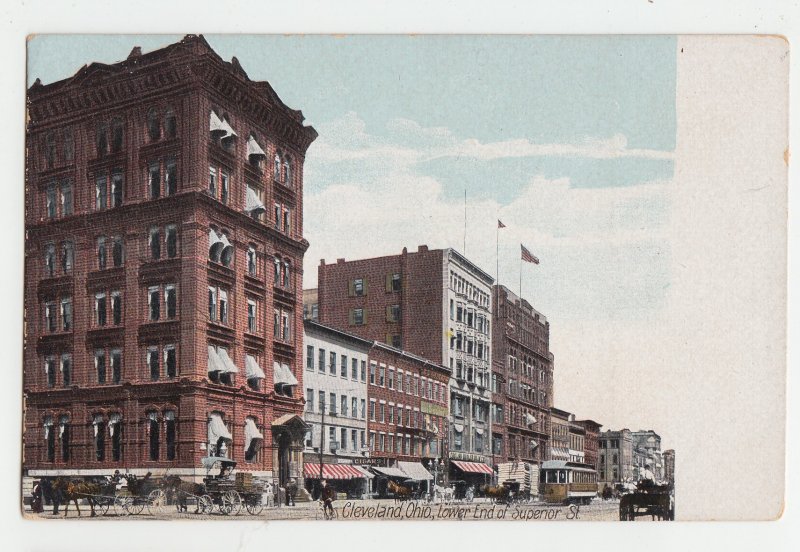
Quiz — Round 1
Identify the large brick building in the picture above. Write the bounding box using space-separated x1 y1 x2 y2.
23 35 316 485
574 419 602 472
490 284 553 467
317 245 495 482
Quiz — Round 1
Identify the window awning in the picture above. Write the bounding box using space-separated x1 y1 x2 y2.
244 418 264 451
207 346 224 373
245 355 266 380
304 463 367 480
475 427 484 436
208 413 232 443
217 348 239 374
245 186 266 215
209 229 224 257
525 413 537 426
274 362 298 387
398 461 433 481
453 423 464 433
451 460 494 475
247 135 267 159
530 439 539 450
209 111 237 140
371 466 408 479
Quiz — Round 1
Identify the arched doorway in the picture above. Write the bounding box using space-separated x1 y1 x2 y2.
271 414 309 489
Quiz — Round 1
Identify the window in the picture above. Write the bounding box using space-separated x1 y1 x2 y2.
110 118 124 153
388 369 394 389
329 351 337 375
165 158 177 196
247 246 257 275
380 403 385 423
148 347 159 380
306 388 314 412
61 180 74 215
95 349 106 383
110 348 122 383
219 289 228 324
149 227 161 260
44 244 56 277
247 300 257 333
112 236 124 267
353 278 365 296
109 414 122 461
351 429 358 452
351 397 358 420
148 412 160 460
379 366 385 387
281 310 291 340
369 400 376 420
59 415 70 461
96 237 107 270
165 410 176 460
60 354 71 387
61 241 74 273
165 345 176 378
164 285 176 319
148 287 160 321
60 297 72 331
391 273 401 292
340 395 347 417
164 109 176 139
351 357 358 380
329 393 336 416
44 302 56 333
220 170 230 204
369 362 376 384
165 225 178 258
44 132 56 168
453 428 462 451
45 356 56 387
209 167 217 196
361 399 366 419
352 308 365 326
390 334 401 349
208 286 228 324
318 348 326 372
46 184 57 219
360 360 366 382
111 170 123 207
95 292 107 326
147 108 160 141
96 174 108 210
340 355 348 378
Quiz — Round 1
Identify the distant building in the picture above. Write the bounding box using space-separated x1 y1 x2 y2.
663 449 675 485
598 429 634 485
574 419 602 470
303 288 318 320
631 430 662 481
317 245 496 478
490 285 553 468
549 408 572 462
568 419 586 464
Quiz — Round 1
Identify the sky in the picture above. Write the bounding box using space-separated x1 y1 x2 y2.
28 34 678 442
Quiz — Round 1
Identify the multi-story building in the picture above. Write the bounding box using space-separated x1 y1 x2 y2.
366 343 450 495
574 419 602 471
631 430 663 481
598 429 634 485
568 420 586 464
490 285 553 467
23 35 316 487
317 245 495 483
302 288 318 321
302 320 372 497
549 408 572 462
663 449 675 485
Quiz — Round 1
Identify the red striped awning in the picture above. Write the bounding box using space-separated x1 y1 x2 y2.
452 460 494 475
304 463 366 480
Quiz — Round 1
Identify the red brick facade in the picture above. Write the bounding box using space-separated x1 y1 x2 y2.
491 285 554 466
575 419 602 471
23 36 316 480
365 344 449 470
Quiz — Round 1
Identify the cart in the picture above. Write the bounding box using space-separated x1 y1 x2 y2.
201 457 264 515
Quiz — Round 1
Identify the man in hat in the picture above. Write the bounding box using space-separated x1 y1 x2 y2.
286 478 297 506
320 479 335 519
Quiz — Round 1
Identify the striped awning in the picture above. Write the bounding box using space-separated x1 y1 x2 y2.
452 460 494 475
304 463 366 480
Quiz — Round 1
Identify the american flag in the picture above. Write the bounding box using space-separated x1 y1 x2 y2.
521 244 539 264
498 220 506 228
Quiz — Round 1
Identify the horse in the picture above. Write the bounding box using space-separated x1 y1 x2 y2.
433 484 453 503
481 484 511 504
162 475 205 513
388 480 412 502
52 478 102 517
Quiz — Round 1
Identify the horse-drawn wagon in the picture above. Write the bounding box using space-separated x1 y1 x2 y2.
618 481 674 521
51 472 166 517
162 457 264 516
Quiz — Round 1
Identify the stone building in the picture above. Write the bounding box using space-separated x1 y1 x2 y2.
663 449 675 485
23 35 315 485
317 245 495 481
490 285 553 467
631 430 663 481
598 429 634 485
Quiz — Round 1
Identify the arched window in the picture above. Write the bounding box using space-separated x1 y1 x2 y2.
147 411 160 460
43 416 55 462
110 118 124 153
219 231 234 267
93 414 105 461
282 155 292 185
147 108 160 141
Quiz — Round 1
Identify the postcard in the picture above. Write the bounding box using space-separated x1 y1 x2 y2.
21 34 787 523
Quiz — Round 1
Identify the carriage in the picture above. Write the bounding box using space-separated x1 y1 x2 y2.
497 462 537 503
57 473 167 517
449 480 474 502
165 457 264 516
618 481 674 521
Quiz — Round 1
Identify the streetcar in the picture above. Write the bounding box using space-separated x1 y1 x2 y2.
539 460 598 505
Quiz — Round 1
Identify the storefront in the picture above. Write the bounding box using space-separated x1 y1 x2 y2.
304 463 370 499
449 459 494 492
397 461 434 494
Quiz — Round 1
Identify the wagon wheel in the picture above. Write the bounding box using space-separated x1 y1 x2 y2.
244 497 264 516
220 490 242 515
147 489 167 516
115 495 133 516
198 494 214 515
126 496 146 516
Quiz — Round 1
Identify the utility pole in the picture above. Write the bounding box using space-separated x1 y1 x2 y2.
319 395 326 481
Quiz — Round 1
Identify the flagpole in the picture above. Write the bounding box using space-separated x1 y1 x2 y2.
496 223 499 285
463 189 467 255
519 253 522 299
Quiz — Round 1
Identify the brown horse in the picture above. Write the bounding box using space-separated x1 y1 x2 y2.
162 475 206 513
388 480 412 502
481 484 511 503
52 478 102 517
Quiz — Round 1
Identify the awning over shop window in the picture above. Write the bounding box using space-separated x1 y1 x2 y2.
451 460 494 475
244 418 264 451
371 466 408 479
245 355 266 380
304 463 366 480
398 461 433 481
208 413 232 444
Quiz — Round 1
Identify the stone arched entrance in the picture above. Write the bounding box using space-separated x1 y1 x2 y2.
271 414 308 489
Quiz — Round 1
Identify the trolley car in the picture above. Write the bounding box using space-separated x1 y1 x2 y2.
540 460 598 505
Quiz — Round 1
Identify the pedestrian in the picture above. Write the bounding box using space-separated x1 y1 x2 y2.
31 480 43 513
50 478 63 515
286 478 297 506
320 479 335 519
